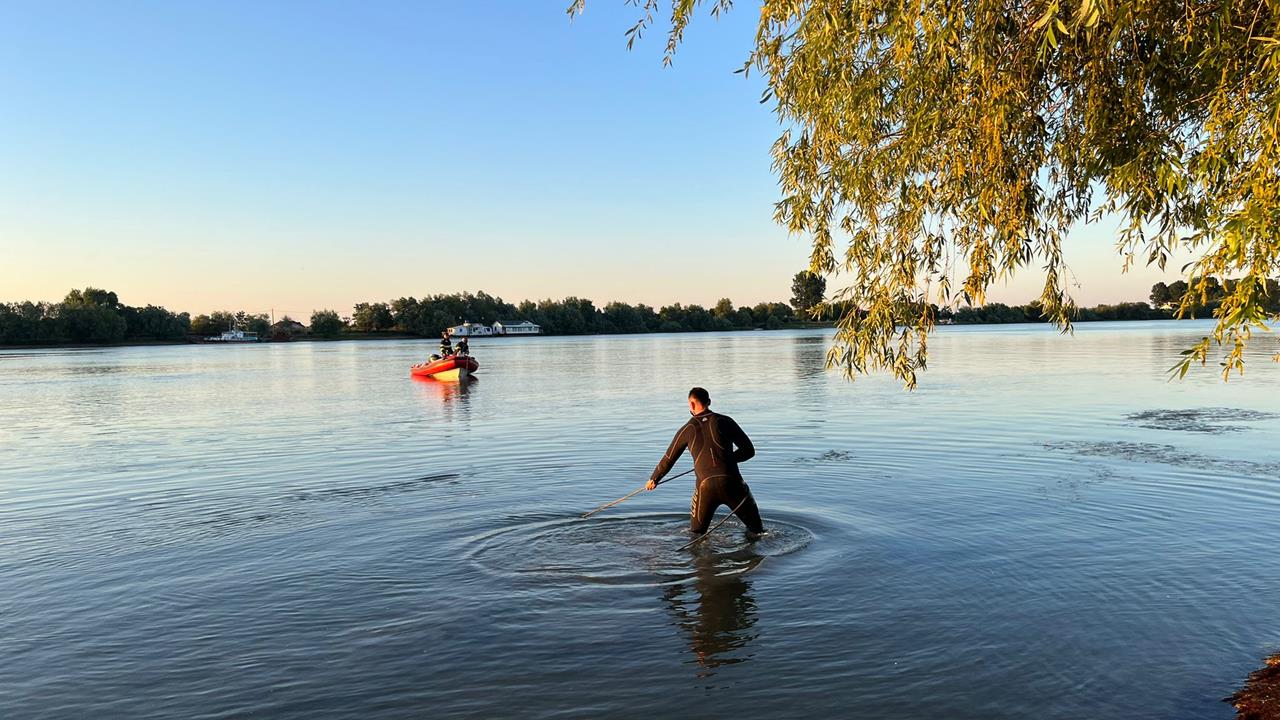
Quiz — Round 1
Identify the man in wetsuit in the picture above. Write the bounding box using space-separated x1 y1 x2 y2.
647 387 765 535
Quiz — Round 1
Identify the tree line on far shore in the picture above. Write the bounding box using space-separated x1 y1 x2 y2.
312 271 830 338
316 293 805 338
945 278 1280 325
3 274 1276 345
0 283 812 346
0 288 191 345
0 288 304 345
947 301 1174 324
1148 278 1280 315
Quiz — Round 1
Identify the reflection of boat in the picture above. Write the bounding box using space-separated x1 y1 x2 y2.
410 354 479 381
412 373 476 404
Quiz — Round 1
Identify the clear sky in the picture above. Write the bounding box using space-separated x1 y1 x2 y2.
1 1 1183 316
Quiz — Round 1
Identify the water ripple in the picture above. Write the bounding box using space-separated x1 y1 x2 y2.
467 513 815 587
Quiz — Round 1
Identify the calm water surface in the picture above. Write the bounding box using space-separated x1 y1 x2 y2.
3 322 1279 719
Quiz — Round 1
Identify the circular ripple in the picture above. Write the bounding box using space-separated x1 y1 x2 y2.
467 513 814 586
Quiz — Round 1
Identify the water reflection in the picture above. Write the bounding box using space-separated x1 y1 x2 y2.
7 326 1278 719
662 548 762 676
412 375 477 406
791 334 830 416
790 333 828 380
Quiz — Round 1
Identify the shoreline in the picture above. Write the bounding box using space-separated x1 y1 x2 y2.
1227 653 1280 720
0 318 1219 352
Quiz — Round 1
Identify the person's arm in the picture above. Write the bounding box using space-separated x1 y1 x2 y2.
727 417 755 464
648 424 690 488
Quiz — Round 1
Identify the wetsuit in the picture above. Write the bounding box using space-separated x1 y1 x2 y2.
650 411 764 534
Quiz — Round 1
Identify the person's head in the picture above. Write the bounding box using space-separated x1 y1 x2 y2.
687 387 710 415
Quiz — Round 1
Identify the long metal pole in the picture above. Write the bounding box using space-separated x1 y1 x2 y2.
581 468 694 519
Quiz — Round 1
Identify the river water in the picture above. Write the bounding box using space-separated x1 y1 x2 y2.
2 322 1278 719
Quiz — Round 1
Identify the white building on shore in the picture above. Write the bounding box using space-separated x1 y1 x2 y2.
447 320 543 337
493 320 541 336
446 321 496 338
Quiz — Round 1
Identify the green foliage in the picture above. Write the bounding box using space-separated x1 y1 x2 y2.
659 303 721 331
1149 282 1172 308
188 310 266 337
63 287 119 309
602 301 661 333
121 305 192 340
1151 277 1280 318
375 293 795 336
0 286 820 346
389 291 519 337
576 0 1280 386
953 300 1171 324
0 302 56 344
232 311 269 336
309 309 346 338
790 270 826 314
953 303 1031 325
351 302 395 332
59 303 127 343
751 301 795 326
189 314 218 337
0 288 188 345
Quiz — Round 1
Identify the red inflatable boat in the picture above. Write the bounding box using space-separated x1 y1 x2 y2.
410 354 479 381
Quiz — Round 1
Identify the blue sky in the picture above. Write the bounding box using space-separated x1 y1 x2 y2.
1 1 1180 316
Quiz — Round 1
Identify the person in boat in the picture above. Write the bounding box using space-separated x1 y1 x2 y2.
439 332 454 357
455 337 470 356
647 387 765 535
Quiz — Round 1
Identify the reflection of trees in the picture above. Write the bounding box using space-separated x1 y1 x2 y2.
662 549 762 676
792 333 827 381
792 333 830 416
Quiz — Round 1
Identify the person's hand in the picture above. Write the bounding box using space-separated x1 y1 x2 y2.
646 479 657 491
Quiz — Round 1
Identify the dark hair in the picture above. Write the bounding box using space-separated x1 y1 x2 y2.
688 387 710 405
